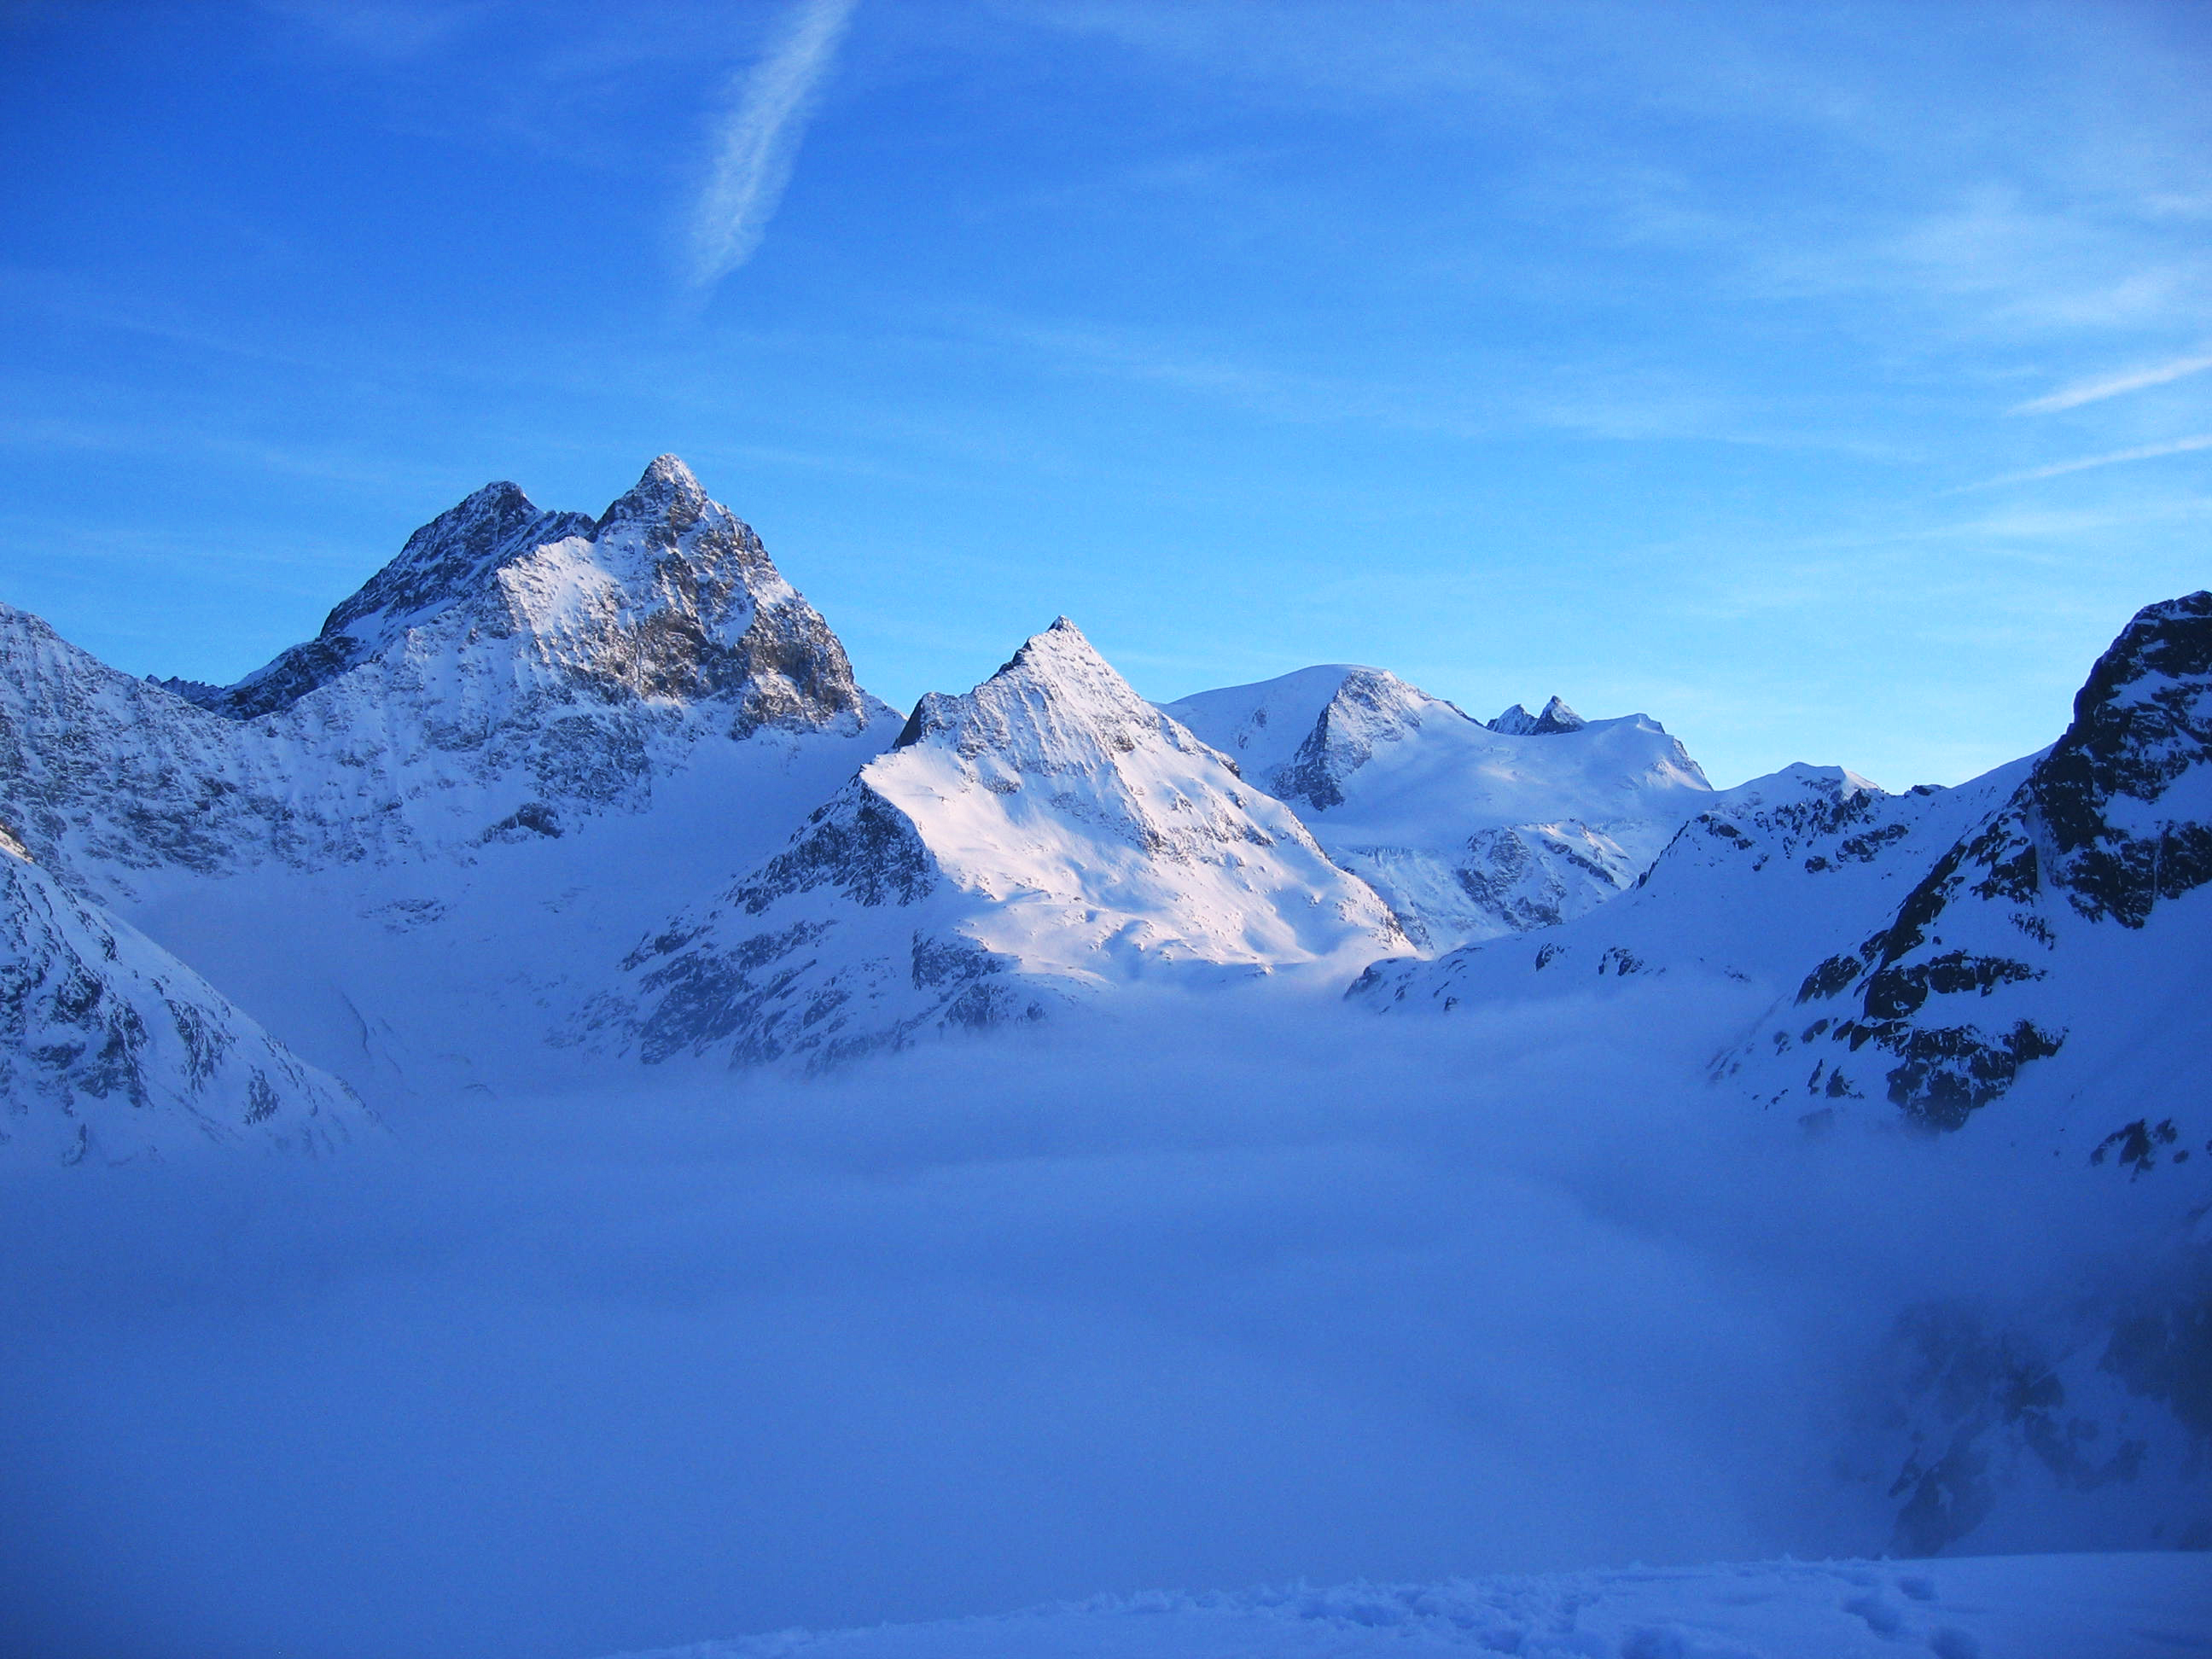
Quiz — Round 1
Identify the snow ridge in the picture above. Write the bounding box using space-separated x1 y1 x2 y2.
601 620 1406 1069
0 457 895 898
1726 589 2212 1128
1166 667 1712 949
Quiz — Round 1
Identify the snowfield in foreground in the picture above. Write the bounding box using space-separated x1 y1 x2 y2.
604 1554 2211 1659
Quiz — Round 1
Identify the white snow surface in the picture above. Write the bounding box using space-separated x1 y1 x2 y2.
605 1554 2211 1659
0 837 368 1163
1356 761 2021 1016
1165 665 1714 948
600 620 1407 1068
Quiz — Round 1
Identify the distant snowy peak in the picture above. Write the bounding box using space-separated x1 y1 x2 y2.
0 837 370 1164
1709 761 1883 814
211 480 595 719
602 620 1405 1069
1164 664 1466 812
1168 665 1712 949
1487 696 1585 736
202 454 873 735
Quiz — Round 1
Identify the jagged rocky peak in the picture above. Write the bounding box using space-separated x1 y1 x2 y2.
195 455 874 735
2024 588 2212 925
1488 696 1586 736
1720 589 2212 1132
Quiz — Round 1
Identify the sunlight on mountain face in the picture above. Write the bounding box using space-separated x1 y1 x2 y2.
2 457 2208 1659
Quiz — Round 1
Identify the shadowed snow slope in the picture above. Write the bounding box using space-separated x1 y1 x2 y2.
1165 666 1712 948
598 1554 2210 1659
0 457 904 1115
602 620 1407 1068
0 837 367 1164
1721 589 2212 1134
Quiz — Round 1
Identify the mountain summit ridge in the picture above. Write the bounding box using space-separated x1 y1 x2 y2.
602 616 1406 1069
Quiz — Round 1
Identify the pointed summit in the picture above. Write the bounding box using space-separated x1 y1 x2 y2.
1488 697 1586 736
608 623 1406 1068
896 617 1157 765
594 454 713 538
186 457 875 741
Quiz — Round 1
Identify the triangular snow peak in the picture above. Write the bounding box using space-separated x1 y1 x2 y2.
876 616 1396 908
894 616 1156 764
611 619 1406 1069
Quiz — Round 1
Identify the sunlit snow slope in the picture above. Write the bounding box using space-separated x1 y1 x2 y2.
0 457 905 1115
601 620 1408 1068
1165 667 1712 949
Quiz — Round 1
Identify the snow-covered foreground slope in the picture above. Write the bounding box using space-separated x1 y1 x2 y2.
0 833 367 1163
597 620 1406 1068
1166 667 1711 949
606 1554 2211 1659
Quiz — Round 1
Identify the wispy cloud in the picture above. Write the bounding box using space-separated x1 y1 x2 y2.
2010 352 2212 415
1951 434 2212 493
687 0 859 291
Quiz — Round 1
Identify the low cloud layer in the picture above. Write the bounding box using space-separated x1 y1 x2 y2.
2 981 2191 1659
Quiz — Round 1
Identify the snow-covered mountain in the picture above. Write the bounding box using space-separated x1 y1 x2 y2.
1164 666 1713 949
0 828 367 1163
0 457 906 1121
598 620 1407 1069
1357 591 2212 1153
1724 588 2212 1135
1487 694 1587 735
0 456 895 901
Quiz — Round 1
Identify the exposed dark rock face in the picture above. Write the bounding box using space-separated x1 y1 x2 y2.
598 618 1398 1073
728 790 937 915
1743 592 2212 1128
1487 697 1586 736
208 482 596 719
0 457 892 896
2026 590 2212 925
204 457 874 736
1272 669 1430 810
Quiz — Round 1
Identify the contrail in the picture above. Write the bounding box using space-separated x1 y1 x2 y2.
1949 432 2212 492
688 0 859 290
2009 352 2212 416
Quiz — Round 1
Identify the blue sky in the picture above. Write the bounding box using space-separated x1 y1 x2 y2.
1 0 2207 788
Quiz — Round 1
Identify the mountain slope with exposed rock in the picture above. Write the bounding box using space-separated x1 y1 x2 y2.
598 620 1407 1070
0 830 368 1163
